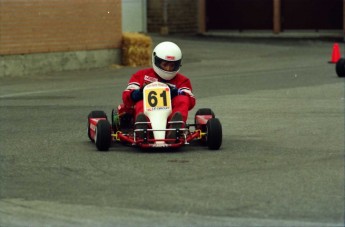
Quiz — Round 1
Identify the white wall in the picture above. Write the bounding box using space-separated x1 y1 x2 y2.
122 0 147 33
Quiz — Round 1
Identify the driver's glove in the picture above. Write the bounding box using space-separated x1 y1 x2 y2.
170 87 179 99
131 89 143 102
170 87 187 99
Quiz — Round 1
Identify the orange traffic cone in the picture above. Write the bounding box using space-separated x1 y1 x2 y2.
329 43 341 64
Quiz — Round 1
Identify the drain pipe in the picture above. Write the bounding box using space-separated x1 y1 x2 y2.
160 0 169 35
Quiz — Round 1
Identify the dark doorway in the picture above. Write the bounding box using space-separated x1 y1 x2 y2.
206 0 273 30
281 0 343 30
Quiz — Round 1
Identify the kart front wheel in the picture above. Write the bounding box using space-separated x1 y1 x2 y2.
95 120 111 151
194 108 215 124
195 108 215 145
336 58 345 77
206 118 222 150
88 110 108 141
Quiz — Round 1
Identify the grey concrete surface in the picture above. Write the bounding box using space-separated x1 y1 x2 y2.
0 49 121 77
0 35 344 226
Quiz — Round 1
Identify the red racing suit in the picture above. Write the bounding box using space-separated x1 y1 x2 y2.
122 68 196 122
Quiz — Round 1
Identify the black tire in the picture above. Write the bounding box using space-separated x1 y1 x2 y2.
95 120 112 151
195 108 215 123
206 118 222 150
336 58 345 77
195 108 216 145
88 111 108 141
88 110 107 119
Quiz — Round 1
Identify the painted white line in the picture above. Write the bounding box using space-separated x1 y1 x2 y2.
0 85 114 99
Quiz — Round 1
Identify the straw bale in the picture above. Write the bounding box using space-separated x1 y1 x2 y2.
122 32 152 67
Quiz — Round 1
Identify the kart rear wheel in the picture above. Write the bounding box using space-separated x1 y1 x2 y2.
95 119 112 151
88 111 107 141
336 58 345 77
206 118 222 150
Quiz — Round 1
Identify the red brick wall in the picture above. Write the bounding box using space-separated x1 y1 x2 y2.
0 0 122 55
147 0 198 33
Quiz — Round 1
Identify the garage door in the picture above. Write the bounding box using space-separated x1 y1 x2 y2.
206 0 273 30
282 0 342 30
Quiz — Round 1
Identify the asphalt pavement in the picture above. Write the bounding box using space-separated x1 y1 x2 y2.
0 35 344 227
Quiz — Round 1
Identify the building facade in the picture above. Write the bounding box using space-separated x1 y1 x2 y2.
0 0 122 77
148 0 344 36
122 0 147 33
1 0 344 77
147 0 198 34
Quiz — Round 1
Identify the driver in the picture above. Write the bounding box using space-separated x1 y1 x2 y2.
122 41 196 137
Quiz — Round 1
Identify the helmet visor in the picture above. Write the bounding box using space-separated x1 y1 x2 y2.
154 55 181 72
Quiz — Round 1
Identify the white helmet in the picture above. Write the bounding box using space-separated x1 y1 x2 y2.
152 41 182 80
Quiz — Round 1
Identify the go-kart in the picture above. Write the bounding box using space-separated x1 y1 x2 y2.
336 58 345 77
87 82 222 151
